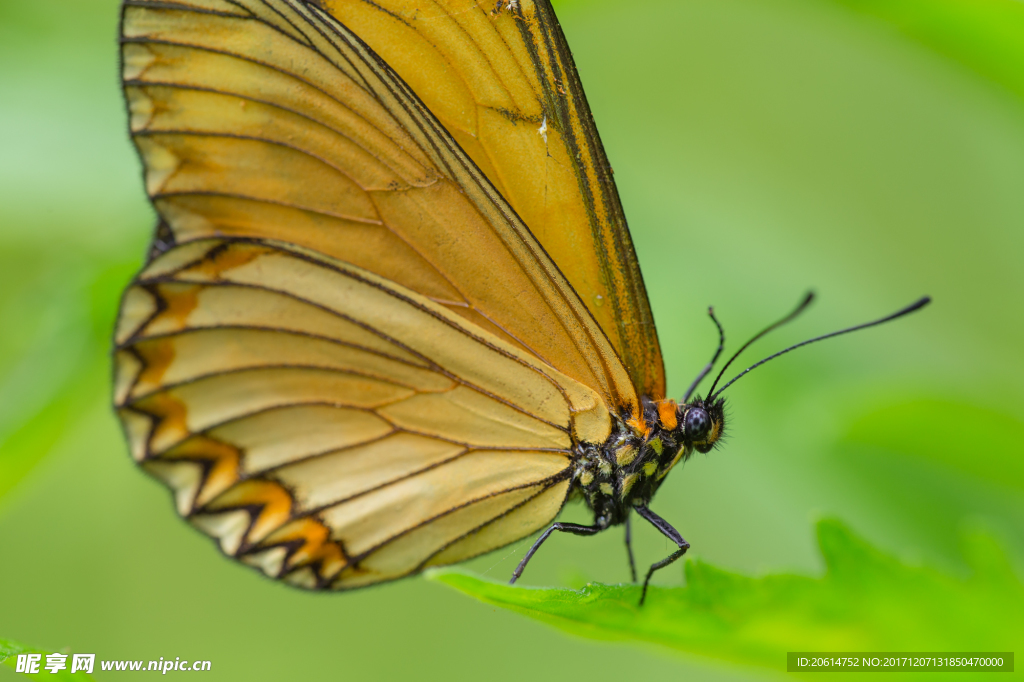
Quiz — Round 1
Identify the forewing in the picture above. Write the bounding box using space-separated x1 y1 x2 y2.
115 239 601 588
321 0 666 398
122 0 640 406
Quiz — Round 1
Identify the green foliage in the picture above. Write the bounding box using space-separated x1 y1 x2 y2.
831 0 1024 104
431 519 1024 669
0 250 138 505
0 638 93 679
844 398 1024 493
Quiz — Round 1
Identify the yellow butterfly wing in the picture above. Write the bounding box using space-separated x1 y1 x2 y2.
323 0 665 399
122 0 635 404
116 0 636 587
115 239 609 587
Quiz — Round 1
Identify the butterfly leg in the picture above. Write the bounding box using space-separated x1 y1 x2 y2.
624 513 638 583
509 522 602 585
634 505 689 605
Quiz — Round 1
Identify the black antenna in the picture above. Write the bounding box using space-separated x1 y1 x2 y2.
683 307 725 402
704 292 816 400
708 296 931 401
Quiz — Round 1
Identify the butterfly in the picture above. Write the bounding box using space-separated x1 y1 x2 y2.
113 0 929 602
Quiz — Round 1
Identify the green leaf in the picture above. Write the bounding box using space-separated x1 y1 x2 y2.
0 638 94 679
0 251 135 505
429 519 1023 670
830 0 1024 104
0 365 106 504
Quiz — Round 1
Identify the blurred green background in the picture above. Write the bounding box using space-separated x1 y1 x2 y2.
1 0 1022 679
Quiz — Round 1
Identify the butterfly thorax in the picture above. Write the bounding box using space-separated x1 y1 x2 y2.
571 397 724 528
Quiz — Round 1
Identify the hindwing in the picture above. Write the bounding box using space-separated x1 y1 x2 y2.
115 239 606 587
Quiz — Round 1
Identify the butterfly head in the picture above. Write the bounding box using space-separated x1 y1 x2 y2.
678 396 725 454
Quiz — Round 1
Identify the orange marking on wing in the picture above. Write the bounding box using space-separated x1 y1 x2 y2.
164 435 242 507
137 392 190 454
657 399 678 431
156 282 200 330
262 517 348 580
207 479 293 545
136 338 176 388
191 242 267 279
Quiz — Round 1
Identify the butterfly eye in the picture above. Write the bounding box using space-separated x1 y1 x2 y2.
684 407 711 441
